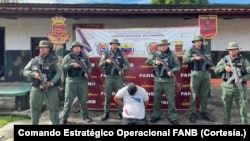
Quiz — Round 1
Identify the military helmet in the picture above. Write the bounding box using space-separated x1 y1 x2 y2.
71 41 83 49
109 39 120 45
226 42 240 50
192 35 203 43
157 39 171 46
36 40 51 48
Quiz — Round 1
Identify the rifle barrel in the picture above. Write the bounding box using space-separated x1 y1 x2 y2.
225 56 246 107
157 58 182 91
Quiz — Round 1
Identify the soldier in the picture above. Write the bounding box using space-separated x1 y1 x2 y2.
214 42 250 124
145 39 181 125
183 35 215 123
60 41 92 124
99 39 130 121
23 40 61 125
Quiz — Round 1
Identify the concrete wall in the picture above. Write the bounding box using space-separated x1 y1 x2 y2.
1 16 250 51
0 16 250 82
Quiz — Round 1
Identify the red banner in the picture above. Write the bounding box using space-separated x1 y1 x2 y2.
199 15 217 39
87 56 200 110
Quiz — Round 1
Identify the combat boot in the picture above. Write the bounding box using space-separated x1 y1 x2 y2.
101 113 109 121
150 117 160 123
201 112 215 122
170 120 179 125
83 116 93 123
60 119 67 125
189 113 197 123
118 113 122 120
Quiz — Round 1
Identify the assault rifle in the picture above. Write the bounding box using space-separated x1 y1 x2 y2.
72 53 100 91
37 60 57 96
156 58 182 91
225 55 247 107
72 53 88 77
107 52 124 76
106 51 128 85
191 48 215 71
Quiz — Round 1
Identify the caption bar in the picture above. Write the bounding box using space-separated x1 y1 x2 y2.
14 125 249 139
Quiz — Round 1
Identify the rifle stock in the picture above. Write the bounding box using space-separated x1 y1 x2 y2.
112 59 123 74
191 48 214 71
108 52 124 75
225 56 246 106
39 73 48 95
72 53 100 92
72 54 89 77
106 52 128 85
157 58 182 91
37 60 57 96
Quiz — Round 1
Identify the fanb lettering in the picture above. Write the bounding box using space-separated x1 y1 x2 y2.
172 129 198 136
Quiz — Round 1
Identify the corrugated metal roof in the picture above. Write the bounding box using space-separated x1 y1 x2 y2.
1 3 250 17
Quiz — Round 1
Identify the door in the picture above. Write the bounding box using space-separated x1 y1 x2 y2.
0 27 4 78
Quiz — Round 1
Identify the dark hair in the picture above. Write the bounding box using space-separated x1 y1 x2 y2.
127 84 137 96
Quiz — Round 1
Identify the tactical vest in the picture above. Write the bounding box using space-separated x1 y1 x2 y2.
188 46 211 71
153 49 172 77
67 52 88 77
30 55 57 86
222 54 246 83
104 48 124 75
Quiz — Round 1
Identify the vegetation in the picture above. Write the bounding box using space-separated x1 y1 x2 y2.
151 0 209 4
0 115 29 128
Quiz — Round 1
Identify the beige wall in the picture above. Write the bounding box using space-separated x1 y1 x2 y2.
0 16 249 51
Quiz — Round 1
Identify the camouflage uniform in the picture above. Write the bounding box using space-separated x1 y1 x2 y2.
23 40 61 125
60 41 92 124
146 39 180 125
215 42 250 124
99 39 130 121
183 35 215 123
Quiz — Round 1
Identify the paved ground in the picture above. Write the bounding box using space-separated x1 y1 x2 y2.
0 87 249 141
